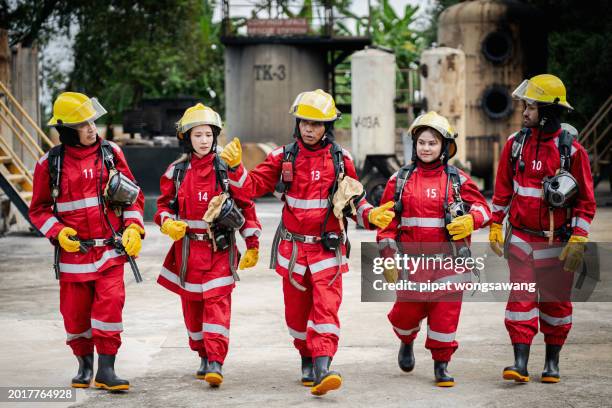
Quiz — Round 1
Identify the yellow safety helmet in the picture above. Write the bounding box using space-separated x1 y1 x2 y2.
512 74 573 110
409 111 458 159
289 89 339 122
48 92 107 128
176 103 223 140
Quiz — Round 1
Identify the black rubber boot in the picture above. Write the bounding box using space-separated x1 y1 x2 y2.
204 361 223 387
503 343 530 383
311 356 342 396
71 354 94 388
196 357 208 380
434 361 455 387
301 356 315 386
541 344 561 383
94 354 129 391
398 342 415 373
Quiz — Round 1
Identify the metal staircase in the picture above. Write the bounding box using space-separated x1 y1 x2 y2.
578 94 612 188
0 80 54 233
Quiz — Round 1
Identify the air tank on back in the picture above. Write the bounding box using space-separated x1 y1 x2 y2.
224 44 327 146
351 48 396 171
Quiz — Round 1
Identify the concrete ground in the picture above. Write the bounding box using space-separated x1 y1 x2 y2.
1 199 611 408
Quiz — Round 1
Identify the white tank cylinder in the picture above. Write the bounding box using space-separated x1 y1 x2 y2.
351 48 396 169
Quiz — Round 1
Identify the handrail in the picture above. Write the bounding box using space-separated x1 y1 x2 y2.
0 80 53 148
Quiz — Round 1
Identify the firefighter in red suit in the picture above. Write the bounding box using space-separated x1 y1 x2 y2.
376 111 491 387
220 89 395 396
489 74 596 384
155 103 261 387
29 92 145 391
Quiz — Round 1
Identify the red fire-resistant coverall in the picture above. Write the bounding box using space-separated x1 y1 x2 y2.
29 139 145 356
492 127 595 346
377 160 491 362
155 153 260 364
246 139 375 358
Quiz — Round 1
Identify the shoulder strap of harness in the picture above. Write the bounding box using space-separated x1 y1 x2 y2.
330 141 345 181
214 154 230 194
393 162 416 217
172 159 189 186
445 164 462 186
47 145 64 214
274 141 299 197
510 128 531 175
558 129 574 172
100 140 116 171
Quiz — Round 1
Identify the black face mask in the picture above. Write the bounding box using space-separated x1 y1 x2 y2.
537 104 563 134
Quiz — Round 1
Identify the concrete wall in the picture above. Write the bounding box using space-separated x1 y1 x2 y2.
224 44 327 146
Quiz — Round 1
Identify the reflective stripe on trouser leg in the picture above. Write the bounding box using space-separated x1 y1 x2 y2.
539 302 573 346
308 273 342 358
181 296 206 357
536 261 573 346
90 266 125 355
425 298 462 362
505 257 539 345
282 276 313 357
202 293 232 364
387 301 426 344
60 280 95 356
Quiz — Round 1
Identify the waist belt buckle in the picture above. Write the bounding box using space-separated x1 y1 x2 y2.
282 230 293 241
93 239 106 247
304 235 319 244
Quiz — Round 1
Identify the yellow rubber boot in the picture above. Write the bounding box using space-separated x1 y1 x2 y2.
311 356 342 396
502 343 530 383
204 361 223 387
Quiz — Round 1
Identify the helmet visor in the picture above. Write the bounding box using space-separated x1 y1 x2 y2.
56 97 107 128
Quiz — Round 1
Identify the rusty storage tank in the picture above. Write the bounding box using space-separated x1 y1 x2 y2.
437 0 546 187
224 44 327 146
419 47 467 167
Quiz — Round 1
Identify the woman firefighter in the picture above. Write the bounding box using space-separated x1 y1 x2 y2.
155 103 261 387
220 89 396 396
376 111 491 387
29 92 145 391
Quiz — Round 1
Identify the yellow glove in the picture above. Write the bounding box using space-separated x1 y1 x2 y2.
239 248 259 270
122 224 144 257
446 214 474 241
559 235 588 273
220 137 242 168
368 201 395 229
489 222 504 257
57 227 81 252
161 219 188 241
383 265 399 284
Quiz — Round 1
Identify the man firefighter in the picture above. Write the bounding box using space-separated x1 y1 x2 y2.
489 74 596 383
29 92 145 391
220 89 395 396
155 103 261 387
